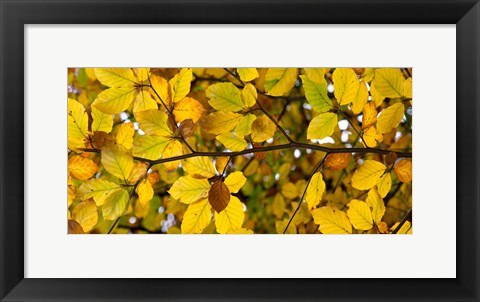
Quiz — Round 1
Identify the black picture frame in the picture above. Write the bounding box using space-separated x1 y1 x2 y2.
1 0 479 301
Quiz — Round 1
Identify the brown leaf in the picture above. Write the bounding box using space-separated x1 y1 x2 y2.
68 219 85 234
92 131 115 150
208 180 231 213
253 143 266 160
325 153 351 170
178 119 195 138
385 152 398 166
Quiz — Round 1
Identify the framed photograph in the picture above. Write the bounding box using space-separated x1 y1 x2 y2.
1 0 479 301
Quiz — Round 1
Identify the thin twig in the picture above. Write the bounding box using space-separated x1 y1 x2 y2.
283 154 328 234
256 100 294 143
223 68 245 86
392 208 412 234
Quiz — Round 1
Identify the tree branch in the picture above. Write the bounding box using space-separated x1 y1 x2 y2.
392 208 412 234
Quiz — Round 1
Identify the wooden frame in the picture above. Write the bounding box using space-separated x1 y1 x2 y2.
1 0 479 301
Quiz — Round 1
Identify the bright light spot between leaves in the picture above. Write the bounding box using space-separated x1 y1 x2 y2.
357 115 363 123
266 138 274 144
133 122 140 130
338 119 349 130
317 137 335 144
275 173 280 181
294 149 301 158
157 206 165 214
395 131 402 140
303 103 312 110
341 131 350 142
128 217 137 224
119 112 129 121
327 83 334 93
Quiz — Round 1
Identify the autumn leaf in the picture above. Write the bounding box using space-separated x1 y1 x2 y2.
202 111 243 135
305 172 326 209
72 199 98 232
208 180 231 213
264 68 298 96
168 175 210 204
237 68 259 82
373 68 405 98
68 156 98 180
91 107 113 133
394 159 412 183
224 171 247 193
206 82 245 112
134 109 172 137
332 68 359 105
216 133 248 151
214 196 244 233
307 112 337 140
347 199 374 230
300 75 333 113
182 156 216 179
376 102 405 134
78 179 122 206
102 188 129 220
169 68 193 103
250 115 276 142
136 179 154 207
312 206 352 234
68 98 89 150
173 97 205 123
181 198 212 234
101 145 133 181
351 160 386 191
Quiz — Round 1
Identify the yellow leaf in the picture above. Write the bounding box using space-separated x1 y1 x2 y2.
102 188 129 220
272 193 286 219
373 68 405 98
150 74 171 107
241 83 257 108
101 145 133 181
376 102 405 134
391 220 412 234
132 68 150 82
94 68 138 88
68 98 89 150
394 159 412 183
347 199 374 231
68 185 75 207
366 188 385 224
235 113 256 137
72 199 98 232
215 196 244 234
202 111 243 135
370 82 385 107
162 139 183 171
303 68 326 84
229 228 254 234
206 82 245 112
307 112 338 140
134 109 172 137
351 81 369 114
208 180 231 213
127 161 148 184
237 68 259 82
376 173 392 198
93 87 136 114
173 97 206 123
305 172 326 209
133 88 158 113
116 122 134 150
216 133 247 151
68 156 98 180
362 102 377 129
85 68 97 81
281 182 298 199
169 68 193 103
224 171 247 193
403 77 412 98
362 126 383 148
264 68 298 96
132 135 171 160
181 198 212 234
78 179 122 206
136 179 154 207
91 107 113 133
311 206 352 234
300 75 333 113
168 175 211 204
215 156 229 174
351 160 386 191
182 156 216 179
250 115 276 142
361 68 375 83
332 68 359 105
